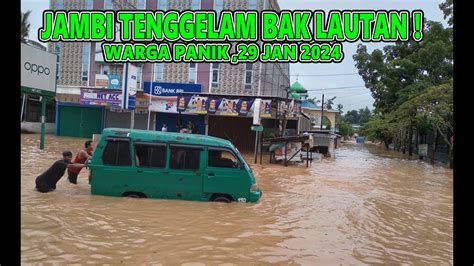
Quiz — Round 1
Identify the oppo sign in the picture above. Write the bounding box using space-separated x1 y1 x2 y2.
24 62 51 76
21 43 57 93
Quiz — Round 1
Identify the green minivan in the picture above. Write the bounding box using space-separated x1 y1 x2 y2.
88 128 262 203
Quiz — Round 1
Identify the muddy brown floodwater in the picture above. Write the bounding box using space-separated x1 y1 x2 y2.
21 134 453 265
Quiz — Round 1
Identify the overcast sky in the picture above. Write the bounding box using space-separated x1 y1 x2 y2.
22 0 447 113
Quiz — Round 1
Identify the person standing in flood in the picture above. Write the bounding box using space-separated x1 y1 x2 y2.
35 150 85 193
67 140 94 184
162 124 168 132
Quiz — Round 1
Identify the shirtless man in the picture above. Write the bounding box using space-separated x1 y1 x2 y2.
67 140 94 184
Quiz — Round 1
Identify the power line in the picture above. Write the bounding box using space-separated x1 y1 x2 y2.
335 93 372 99
306 86 366 91
290 73 360 77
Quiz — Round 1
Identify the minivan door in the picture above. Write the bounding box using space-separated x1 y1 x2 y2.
133 142 169 198
92 137 133 197
203 148 251 202
168 144 204 201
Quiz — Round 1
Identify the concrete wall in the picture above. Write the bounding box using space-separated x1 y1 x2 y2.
21 122 55 134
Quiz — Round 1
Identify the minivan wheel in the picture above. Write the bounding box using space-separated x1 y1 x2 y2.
213 196 231 203
123 192 146 198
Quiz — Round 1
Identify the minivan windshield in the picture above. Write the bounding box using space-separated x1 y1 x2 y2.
234 147 252 173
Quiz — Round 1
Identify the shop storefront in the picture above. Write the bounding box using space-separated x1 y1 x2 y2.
143 82 203 133
176 93 297 151
56 102 104 138
104 94 151 130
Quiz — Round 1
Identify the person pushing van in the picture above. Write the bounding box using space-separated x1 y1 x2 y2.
35 150 86 193
68 140 94 184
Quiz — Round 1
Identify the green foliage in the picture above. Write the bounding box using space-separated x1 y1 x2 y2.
324 96 337 110
341 107 371 125
352 4 453 159
439 0 453 26
360 114 395 144
337 119 354 138
307 97 320 106
21 10 31 43
344 110 359 124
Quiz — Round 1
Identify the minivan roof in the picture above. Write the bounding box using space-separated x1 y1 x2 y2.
102 128 236 149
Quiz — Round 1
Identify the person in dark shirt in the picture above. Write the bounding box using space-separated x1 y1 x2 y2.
35 150 85 193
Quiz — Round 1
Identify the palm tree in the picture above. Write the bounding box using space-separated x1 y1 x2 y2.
21 10 32 43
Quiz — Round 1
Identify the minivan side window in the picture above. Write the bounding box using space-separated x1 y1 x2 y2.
169 146 201 170
135 143 166 168
208 148 239 168
102 139 131 166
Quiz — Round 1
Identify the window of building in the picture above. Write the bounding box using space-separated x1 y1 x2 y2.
244 63 253 89
248 0 257 10
191 0 200 9
95 42 104 62
208 149 239 168
188 63 197 84
136 65 143 90
85 0 93 9
102 139 132 166
102 65 110 75
55 0 64 9
136 0 146 9
105 0 113 9
211 63 219 88
170 146 201 170
158 0 167 10
135 143 166 168
214 0 223 16
154 63 164 82
82 43 90 82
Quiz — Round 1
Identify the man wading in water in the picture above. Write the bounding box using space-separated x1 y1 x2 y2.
68 140 94 184
35 150 86 193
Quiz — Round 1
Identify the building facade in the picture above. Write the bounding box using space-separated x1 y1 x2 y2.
49 0 289 139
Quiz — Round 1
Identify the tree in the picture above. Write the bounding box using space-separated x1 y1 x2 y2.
413 82 453 167
324 96 337 110
358 107 372 125
344 110 360 125
21 10 32 43
335 103 344 124
307 97 321 106
352 7 453 164
337 119 354 138
360 114 396 150
439 0 453 26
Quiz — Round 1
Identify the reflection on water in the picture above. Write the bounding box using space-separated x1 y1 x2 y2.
21 134 453 264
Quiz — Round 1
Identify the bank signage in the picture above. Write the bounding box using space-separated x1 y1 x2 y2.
80 88 121 106
21 43 57 96
143 82 202 113
143 82 202 98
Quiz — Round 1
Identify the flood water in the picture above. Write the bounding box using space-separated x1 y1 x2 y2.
21 134 453 264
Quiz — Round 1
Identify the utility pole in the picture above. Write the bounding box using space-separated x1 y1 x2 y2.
147 64 154 130
130 110 135 129
21 94 26 122
320 94 324 130
40 96 46 150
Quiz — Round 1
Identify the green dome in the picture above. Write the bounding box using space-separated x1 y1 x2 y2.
290 81 306 93
289 92 301 100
